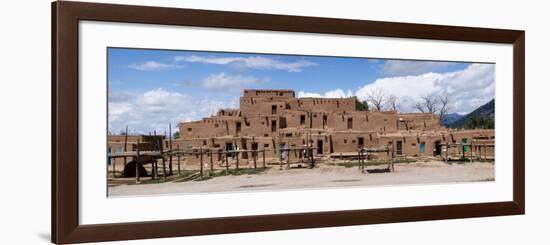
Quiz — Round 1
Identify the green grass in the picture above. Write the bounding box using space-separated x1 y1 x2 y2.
329 158 417 168
474 177 495 182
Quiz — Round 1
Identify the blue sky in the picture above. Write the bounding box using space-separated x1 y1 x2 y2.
108 48 494 134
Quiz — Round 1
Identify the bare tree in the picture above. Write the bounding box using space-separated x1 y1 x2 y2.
414 96 439 114
366 88 388 111
388 95 398 111
438 95 451 122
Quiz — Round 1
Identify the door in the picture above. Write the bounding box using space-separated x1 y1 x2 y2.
279 143 286 160
396 141 403 155
225 143 234 158
317 140 323 154
434 140 441 156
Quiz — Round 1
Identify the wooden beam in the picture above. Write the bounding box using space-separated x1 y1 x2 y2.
169 123 173 175
135 140 140 184
262 149 266 168
200 148 203 178
177 144 181 175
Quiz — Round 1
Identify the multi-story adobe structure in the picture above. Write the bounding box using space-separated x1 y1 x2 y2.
170 89 494 166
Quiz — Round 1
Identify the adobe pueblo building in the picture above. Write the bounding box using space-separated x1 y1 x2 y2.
170 89 495 167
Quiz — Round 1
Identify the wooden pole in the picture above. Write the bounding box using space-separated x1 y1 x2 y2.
445 143 448 164
253 149 257 169
111 156 115 178
122 125 128 179
169 123 173 175
262 149 266 168
358 150 361 171
287 149 290 169
135 140 140 183
236 151 239 170
361 150 365 173
225 150 229 172
387 148 391 170
390 146 394 171
177 145 181 175
210 149 214 173
470 143 474 163
279 148 283 170
162 157 167 181
200 148 204 178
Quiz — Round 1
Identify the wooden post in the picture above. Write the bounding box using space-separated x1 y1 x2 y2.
387 148 391 170
470 143 474 163
225 150 229 172
279 149 283 170
236 151 239 170
210 149 214 173
123 125 128 179
162 157 167 181
390 146 394 171
287 149 290 169
111 156 115 178
361 150 365 173
169 123 173 175
200 148 204 178
253 149 257 169
135 140 140 184
262 149 266 168
445 143 449 164
357 150 361 171
177 145 181 175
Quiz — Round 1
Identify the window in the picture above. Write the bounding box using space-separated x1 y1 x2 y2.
347 118 353 129
344 139 348 144
264 144 269 148
271 120 277 132
323 115 327 127
419 142 426 154
187 128 192 132
300 115 306 125
236 122 241 134
396 141 403 155
272 105 277 114
116 147 123 153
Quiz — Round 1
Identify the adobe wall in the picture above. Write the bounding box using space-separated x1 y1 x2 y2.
243 89 295 98
397 113 441 131
327 111 398 132
296 97 355 113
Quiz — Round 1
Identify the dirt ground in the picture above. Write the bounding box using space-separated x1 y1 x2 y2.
108 160 494 196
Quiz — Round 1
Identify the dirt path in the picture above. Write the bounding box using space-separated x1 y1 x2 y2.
108 161 494 196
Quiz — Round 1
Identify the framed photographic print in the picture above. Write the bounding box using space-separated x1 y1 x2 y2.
52 1 525 244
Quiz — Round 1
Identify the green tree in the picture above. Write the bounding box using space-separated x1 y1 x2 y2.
464 116 494 129
172 131 180 139
355 97 369 111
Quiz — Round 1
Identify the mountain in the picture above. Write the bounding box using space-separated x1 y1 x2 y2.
449 99 495 129
441 113 464 127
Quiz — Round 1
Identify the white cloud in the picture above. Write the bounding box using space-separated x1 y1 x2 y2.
126 61 182 71
297 89 354 98
200 73 268 91
174 55 317 72
356 63 495 114
108 88 235 134
379 60 456 76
